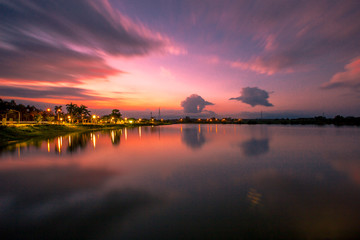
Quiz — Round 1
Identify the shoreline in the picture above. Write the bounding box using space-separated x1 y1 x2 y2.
1 120 359 147
0 123 168 147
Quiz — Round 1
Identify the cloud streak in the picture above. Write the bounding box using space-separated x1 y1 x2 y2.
322 57 360 91
181 94 214 113
230 87 273 107
194 0 360 75
0 0 175 83
0 86 111 101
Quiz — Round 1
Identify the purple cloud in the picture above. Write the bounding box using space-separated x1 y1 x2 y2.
0 0 173 83
230 87 273 107
181 94 214 113
322 57 360 91
180 1 360 74
0 86 112 101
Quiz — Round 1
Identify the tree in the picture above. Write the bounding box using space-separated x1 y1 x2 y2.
110 109 122 119
35 114 43 123
66 102 77 115
54 105 62 121
66 102 78 123
46 115 55 122
78 104 91 123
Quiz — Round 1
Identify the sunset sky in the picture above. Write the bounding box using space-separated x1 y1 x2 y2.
1 0 360 118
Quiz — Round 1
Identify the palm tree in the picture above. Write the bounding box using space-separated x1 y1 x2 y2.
78 105 91 123
54 105 62 121
66 102 78 123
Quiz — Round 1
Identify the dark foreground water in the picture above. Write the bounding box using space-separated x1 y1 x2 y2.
1 124 360 239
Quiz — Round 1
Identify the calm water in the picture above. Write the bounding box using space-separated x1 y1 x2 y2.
1 124 360 239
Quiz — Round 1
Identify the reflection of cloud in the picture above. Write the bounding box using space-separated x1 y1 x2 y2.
230 87 273 107
0 166 156 239
181 127 206 149
322 57 360 91
136 156 360 239
241 138 270 156
181 94 214 113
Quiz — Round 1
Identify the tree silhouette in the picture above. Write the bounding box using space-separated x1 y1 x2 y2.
111 109 122 119
66 102 78 123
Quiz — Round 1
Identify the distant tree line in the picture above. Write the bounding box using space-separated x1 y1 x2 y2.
0 98 42 121
1 99 359 125
0 99 124 124
177 116 360 126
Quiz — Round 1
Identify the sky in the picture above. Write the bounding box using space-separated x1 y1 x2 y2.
1 0 360 118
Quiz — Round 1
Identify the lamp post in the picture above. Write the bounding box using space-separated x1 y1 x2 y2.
57 109 61 121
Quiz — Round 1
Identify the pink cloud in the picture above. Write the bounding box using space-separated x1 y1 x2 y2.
322 57 360 90
231 56 294 75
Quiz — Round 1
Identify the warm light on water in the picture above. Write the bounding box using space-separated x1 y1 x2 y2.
1 124 360 239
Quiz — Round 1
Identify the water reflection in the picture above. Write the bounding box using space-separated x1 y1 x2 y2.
110 130 121 145
181 125 206 149
66 134 90 153
0 165 157 240
241 138 270 156
1 125 360 239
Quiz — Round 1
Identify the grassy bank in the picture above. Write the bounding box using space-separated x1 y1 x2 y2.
0 123 165 146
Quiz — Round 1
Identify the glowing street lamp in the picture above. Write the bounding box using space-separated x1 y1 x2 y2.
47 108 51 112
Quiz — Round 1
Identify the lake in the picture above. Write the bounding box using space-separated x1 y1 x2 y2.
1 124 360 239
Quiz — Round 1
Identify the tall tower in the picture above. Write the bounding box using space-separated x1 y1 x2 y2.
158 107 161 119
